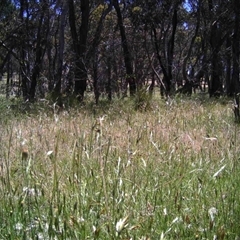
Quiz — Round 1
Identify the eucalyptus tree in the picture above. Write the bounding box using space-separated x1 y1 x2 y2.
208 0 223 96
0 0 72 100
223 0 239 99
68 0 113 102
180 0 235 97
179 0 201 94
87 1 113 103
68 0 90 101
111 0 136 96
129 0 184 97
99 10 124 99
0 0 16 95
0 0 53 100
19 0 51 101
52 1 68 98
232 0 240 122
128 4 155 91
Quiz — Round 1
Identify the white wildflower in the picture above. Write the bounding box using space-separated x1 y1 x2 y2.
15 222 23 230
116 216 129 233
23 187 41 196
208 207 217 221
78 217 85 223
37 233 44 240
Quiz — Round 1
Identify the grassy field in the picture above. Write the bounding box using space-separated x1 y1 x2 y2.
0 94 240 239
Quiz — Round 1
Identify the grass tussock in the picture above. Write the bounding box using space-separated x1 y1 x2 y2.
0 95 240 239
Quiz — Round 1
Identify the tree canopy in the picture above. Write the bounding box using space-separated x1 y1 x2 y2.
0 0 239 106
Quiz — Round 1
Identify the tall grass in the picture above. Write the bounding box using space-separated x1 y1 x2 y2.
0 95 240 239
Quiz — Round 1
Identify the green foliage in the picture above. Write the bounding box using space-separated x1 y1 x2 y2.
0 97 23 122
132 6 142 13
0 0 15 20
133 87 152 111
91 4 107 22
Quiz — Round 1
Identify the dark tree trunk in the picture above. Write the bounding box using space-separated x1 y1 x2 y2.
167 9 178 87
182 1 201 93
69 0 89 101
6 57 10 98
74 61 88 101
29 3 48 101
233 0 240 122
152 26 170 95
86 3 112 65
151 5 179 96
19 0 29 100
225 36 233 96
112 0 136 96
75 0 89 101
209 49 222 97
53 1 68 96
149 71 155 96
208 0 223 97
107 56 112 101
29 44 43 101
93 50 100 105
47 38 55 92
89 3 112 104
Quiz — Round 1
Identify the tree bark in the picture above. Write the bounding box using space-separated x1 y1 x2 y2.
225 35 233 96
19 0 29 100
232 0 240 122
208 0 224 97
69 0 89 101
151 4 179 96
182 1 201 87
53 1 68 96
88 3 112 103
29 2 48 101
167 9 178 87
112 0 136 96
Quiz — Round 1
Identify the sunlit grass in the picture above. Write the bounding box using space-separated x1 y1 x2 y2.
0 94 240 239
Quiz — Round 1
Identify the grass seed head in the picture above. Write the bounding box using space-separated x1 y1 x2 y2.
116 215 129 233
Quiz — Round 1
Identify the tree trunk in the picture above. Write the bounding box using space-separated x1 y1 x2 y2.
167 9 178 88
152 26 170 95
19 0 29 100
182 1 201 91
225 36 233 96
53 1 68 96
68 0 89 101
93 50 100 105
208 1 223 97
29 4 48 101
89 3 112 103
6 57 10 98
151 5 179 96
112 0 136 96
107 55 112 101
209 49 222 97
233 0 240 122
